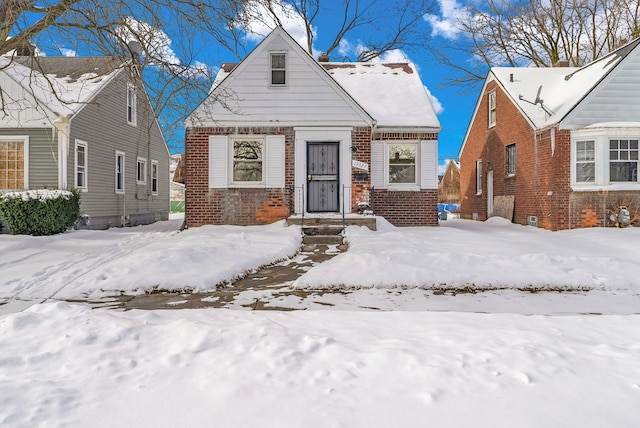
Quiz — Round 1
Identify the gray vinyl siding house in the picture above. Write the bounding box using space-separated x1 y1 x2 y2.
0 56 170 230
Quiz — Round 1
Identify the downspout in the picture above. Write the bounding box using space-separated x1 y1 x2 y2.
53 115 71 189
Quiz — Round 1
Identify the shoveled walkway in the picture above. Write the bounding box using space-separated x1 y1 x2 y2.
109 241 350 311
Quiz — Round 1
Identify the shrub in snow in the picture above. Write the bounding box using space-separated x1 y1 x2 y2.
0 189 80 236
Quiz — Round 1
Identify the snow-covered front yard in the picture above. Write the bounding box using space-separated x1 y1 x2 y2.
1 216 640 427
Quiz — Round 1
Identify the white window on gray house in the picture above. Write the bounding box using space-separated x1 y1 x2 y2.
476 159 482 194
609 139 638 182
576 140 595 183
270 52 287 86
137 157 147 185
488 91 496 127
232 138 264 183
75 140 88 190
151 160 158 195
116 151 125 194
127 83 137 125
506 143 516 176
387 142 417 185
0 136 28 191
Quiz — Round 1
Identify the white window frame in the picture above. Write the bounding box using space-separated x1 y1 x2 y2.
0 135 29 191
385 141 419 188
74 139 88 191
575 140 596 183
476 159 483 195
127 83 137 126
506 143 516 176
488 91 496 128
269 52 287 87
571 128 640 190
137 157 147 185
151 159 159 195
115 151 125 194
230 136 265 186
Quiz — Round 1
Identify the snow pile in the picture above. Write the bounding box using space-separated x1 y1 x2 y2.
1 219 301 300
294 218 640 292
1 302 639 427
0 189 74 201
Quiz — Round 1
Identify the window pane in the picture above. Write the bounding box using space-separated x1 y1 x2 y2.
389 165 416 184
610 162 637 182
271 54 285 69
610 140 618 150
272 70 286 85
233 140 263 182
631 140 638 150
620 140 628 149
576 163 595 182
388 144 416 184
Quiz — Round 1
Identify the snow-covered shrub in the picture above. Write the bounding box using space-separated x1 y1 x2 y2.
0 189 80 236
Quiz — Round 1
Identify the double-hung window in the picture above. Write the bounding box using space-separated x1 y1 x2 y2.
572 129 639 187
576 140 595 183
137 157 147 185
232 137 264 183
0 137 28 190
151 160 158 195
115 151 125 194
506 143 516 176
609 139 638 182
488 91 496 127
75 140 88 190
127 83 137 125
270 52 286 86
387 142 417 186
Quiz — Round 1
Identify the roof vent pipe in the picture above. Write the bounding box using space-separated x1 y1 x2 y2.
510 73 513 82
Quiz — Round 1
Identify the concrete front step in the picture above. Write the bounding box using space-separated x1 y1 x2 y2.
302 234 344 245
287 216 376 230
303 225 343 236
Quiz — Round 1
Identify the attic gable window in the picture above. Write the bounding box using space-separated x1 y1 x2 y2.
270 52 287 86
488 91 496 127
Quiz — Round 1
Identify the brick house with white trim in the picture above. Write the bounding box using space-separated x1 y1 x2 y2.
184 27 441 227
459 38 640 230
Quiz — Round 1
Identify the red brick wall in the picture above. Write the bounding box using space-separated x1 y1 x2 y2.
185 126 440 227
184 126 295 227
460 82 574 230
372 189 439 226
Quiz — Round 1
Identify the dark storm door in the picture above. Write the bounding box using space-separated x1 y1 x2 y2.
307 142 339 212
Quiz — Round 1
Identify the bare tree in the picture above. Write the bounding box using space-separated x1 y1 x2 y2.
433 0 640 91
229 0 436 61
0 0 249 150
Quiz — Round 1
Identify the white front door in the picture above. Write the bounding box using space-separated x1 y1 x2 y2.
487 170 494 217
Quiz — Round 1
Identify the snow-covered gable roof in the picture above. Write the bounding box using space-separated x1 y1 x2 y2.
322 62 440 129
0 56 122 118
188 27 440 130
491 38 640 130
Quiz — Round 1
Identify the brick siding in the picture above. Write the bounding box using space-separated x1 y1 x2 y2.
185 126 440 227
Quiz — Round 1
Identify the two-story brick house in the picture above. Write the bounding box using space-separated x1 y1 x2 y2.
459 38 640 230
184 27 441 227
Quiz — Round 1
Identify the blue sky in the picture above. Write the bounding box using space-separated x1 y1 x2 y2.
195 0 480 170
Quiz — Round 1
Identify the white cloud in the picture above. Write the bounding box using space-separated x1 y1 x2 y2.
373 49 410 63
60 48 76 57
117 17 180 65
423 0 471 40
424 86 444 114
240 1 317 56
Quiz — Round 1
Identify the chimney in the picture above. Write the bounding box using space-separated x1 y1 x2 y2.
553 60 570 67
318 52 329 62
15 41 36 57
